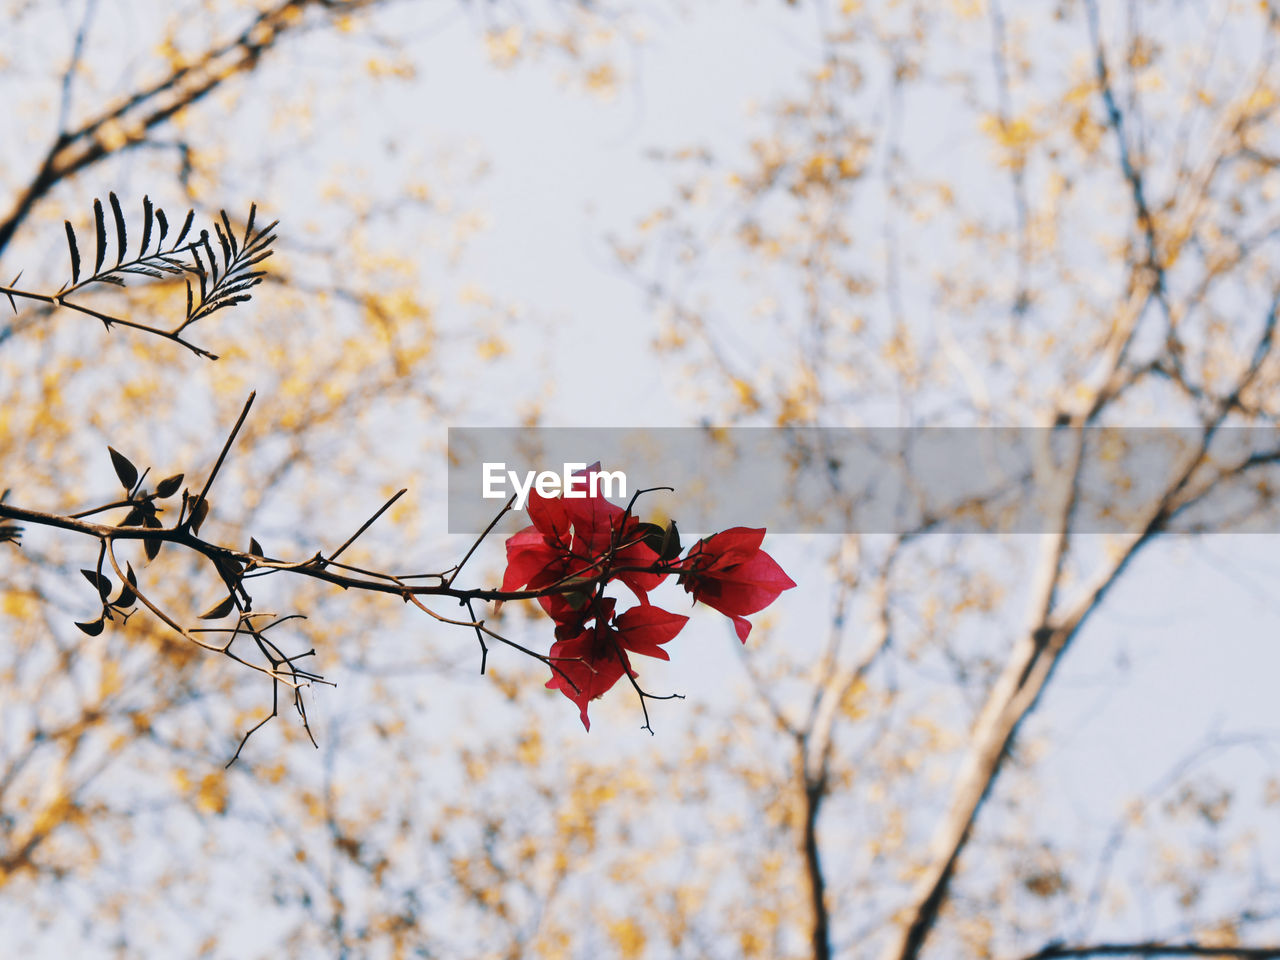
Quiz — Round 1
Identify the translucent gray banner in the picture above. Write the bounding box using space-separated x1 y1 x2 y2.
446 427 1280 534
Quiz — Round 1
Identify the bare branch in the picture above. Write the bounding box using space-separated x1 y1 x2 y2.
1021 942 1280 960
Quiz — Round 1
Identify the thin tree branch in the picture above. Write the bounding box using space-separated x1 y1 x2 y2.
327 487 406 563
1021 942 1280 960
0 0 389 258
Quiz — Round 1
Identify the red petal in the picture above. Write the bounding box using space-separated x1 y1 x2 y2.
682 539 794 639
736 548 797 592
501 528 560 592
544 627 630 730
527 490 572 546
689 527 766 569
614 604 688 660
562 468 626 555
614 540 666 604
685 549 796 615
693 578 779 618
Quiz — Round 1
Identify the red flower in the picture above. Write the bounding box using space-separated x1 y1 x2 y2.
545 599 688 730
678 527 795 642
497 469 793 727
500 493 581 624
501 464 665 626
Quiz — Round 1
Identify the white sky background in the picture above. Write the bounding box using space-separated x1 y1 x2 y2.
345 0 1280 851
348 0 1280 942
4 0 1280 954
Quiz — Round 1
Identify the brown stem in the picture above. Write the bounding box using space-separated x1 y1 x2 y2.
801 771 831 960
0 0 321 258
1022 943 1280 960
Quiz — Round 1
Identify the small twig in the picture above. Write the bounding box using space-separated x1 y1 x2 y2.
56 0 100 135
70 496 146 520
1022 942 1280 960
465 597 489 675
327 487 406 564
188 391 255 527
607 629 683 736
227 688 278 768
405 593 580 693
446 492 516 588
622 484 674 520
0 286 218 359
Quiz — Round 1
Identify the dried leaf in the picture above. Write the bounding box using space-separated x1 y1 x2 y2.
107 446 138 491
75 617 105 636
199 595 236 620
140 195 154 255
174 209 195 247
214 221 233 267
81 568 112 600
93 197 107 275
109 191 127 265
189 497 210 534
65 221 81 284
112 583 136 609
220 209 239 256
213 555 243 581
155 473 184 498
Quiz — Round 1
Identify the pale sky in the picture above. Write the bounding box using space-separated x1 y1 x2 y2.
3 0 1280 954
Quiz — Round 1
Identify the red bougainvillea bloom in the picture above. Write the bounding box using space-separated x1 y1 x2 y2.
678 527 796 642
545 599 689 730
498 468 795 727
500 493 582 626
501 464 664 627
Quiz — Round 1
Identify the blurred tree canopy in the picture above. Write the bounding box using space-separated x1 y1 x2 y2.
3 1 1280 958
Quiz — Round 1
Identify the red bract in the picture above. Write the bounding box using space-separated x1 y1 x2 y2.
500 464 664 625
500 494 584 627
678 527 796 642
498 469 796 729
545 599 689 730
